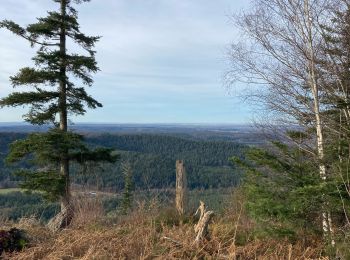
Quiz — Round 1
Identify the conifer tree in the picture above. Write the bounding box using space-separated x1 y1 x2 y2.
121 162 134 214
0 0 117 230
319 3 350 229
232 133 350 241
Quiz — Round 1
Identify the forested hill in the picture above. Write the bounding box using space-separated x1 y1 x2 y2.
87 134 243 166
0 132 246 190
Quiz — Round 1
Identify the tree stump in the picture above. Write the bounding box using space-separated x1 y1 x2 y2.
47 203 73 232
194 201 214 243
175 160 187 215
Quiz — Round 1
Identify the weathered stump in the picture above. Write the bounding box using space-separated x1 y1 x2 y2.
47 203 73 232
194 201 214 243
175 160 188 215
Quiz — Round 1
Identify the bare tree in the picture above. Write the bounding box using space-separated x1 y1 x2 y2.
227 0 337 241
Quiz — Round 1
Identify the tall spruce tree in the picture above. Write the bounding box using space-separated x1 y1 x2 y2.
0 0 117 230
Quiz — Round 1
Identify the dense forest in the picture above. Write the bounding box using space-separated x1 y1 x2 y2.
0 132 245 190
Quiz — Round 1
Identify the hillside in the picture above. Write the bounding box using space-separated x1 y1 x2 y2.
0 131 246 190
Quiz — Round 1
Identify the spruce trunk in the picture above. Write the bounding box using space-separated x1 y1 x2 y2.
59 0 72 224
48 0 72 231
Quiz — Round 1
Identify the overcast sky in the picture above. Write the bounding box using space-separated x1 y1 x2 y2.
0 0 250 124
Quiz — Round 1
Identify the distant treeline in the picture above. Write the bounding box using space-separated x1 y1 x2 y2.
0 191 58 221
0 133 245 190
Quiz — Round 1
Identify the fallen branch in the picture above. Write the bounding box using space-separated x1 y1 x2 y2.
161 236 183 248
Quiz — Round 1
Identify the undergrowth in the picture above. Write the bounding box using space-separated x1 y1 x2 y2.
0 195 328 259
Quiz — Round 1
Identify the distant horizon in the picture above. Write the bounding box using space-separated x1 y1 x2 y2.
0 121 252 126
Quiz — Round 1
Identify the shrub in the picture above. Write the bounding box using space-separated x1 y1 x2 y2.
0 228 27 255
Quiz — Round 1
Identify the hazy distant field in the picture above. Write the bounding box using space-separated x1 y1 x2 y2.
0 188 21 194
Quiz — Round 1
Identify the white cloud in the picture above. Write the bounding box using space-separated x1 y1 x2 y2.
0 0 250 123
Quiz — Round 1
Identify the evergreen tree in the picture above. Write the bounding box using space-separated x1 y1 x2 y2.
0 0 117 229
121 162 134 214
232 132 350 242
319 4 350 235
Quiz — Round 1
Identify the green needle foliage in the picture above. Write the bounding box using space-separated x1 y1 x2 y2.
5 130 118 201
121 162 134 214
232 131 350 240
0 2 101 124
0 0 118 208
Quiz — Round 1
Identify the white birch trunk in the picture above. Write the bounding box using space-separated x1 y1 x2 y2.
304 0 334 243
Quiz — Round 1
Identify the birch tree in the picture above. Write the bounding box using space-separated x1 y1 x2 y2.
227 0 337 241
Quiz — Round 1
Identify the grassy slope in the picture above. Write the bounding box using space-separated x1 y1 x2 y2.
1 193 325 260
3 218 324 260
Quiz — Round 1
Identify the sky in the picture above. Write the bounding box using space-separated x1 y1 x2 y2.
0 0 251 124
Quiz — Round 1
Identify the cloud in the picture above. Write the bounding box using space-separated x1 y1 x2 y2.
0 0 250 124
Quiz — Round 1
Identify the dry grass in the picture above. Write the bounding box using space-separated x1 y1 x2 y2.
1 197 326 260
70 196 105 228
0 184 342 259
3 220 325 260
